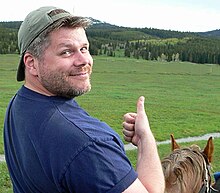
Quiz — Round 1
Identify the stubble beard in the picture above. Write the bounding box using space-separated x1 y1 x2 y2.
39 68 92 99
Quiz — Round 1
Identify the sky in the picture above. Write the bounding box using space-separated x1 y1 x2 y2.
1 0 220 32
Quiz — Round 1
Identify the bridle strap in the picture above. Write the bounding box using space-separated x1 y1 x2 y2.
198 153 211 193
199 184 208 193
199 185 219 193
198 154 220 193
210 187 220 193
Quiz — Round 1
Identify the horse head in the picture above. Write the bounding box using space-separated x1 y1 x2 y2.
162 134 214 193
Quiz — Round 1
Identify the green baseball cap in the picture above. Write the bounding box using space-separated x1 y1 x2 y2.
17 6 73 81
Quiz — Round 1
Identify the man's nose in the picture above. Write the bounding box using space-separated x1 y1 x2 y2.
73 51 91 67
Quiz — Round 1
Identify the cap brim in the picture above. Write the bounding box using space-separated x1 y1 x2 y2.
17 54 25 81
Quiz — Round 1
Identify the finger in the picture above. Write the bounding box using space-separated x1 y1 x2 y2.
122 122 134 131
123 113 136 123
124 135 132 143
122 128 135 137
137 96 146 115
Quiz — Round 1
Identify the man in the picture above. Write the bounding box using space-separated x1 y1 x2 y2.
4 6 164 193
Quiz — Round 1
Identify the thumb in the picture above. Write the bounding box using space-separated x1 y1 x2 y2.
137 96 146 115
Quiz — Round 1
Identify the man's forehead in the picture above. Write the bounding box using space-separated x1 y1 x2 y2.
49 28 89 44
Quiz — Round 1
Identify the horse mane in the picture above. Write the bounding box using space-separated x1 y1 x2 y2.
162 145 206 193
161 135 214 193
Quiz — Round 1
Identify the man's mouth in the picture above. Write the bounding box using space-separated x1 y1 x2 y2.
70 72 90 79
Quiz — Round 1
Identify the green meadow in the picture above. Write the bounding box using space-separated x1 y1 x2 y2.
0 54 220 192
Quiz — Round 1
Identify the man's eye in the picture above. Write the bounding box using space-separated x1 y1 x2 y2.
62 50 71 55
81 47 88 52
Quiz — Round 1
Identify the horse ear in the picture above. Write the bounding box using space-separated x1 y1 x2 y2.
203 136 214 163
171 134 180 151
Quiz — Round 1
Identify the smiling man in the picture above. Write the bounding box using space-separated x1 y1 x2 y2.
24 27 92 98
3 6 164 193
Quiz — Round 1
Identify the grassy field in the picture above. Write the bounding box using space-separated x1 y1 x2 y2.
0 54 220 191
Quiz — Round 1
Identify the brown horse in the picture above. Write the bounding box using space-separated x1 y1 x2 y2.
161 134 217 193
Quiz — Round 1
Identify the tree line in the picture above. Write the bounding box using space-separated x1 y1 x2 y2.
123 37 220 64
87 25 220 64
1 21 220 64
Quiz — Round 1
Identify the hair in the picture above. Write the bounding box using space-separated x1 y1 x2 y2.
162 145 209 193
26 9 92 60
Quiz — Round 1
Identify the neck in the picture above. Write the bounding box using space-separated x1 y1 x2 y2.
24 78 54 96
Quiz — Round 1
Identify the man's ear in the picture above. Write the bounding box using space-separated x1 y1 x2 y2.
23 52 38 76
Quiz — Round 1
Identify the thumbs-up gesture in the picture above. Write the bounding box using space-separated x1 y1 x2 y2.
122 96 150 146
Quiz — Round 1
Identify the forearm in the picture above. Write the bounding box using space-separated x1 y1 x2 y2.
136 132 165 193
123 96 165 192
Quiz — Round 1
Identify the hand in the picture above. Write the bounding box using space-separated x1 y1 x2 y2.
122 96 150 146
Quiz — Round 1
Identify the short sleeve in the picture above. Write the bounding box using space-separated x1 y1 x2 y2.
60 139 138 193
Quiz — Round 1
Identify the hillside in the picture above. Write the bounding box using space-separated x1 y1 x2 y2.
0 19 220 64
87 18 220 64
1 19 220 38
198 29 220 38
88 18 220 39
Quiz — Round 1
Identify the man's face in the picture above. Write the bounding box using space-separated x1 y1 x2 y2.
37 27 93 98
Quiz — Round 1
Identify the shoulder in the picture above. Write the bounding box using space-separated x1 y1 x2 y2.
60 139 138 192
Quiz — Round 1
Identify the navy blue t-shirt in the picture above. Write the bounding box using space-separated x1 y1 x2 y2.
4 86 137 193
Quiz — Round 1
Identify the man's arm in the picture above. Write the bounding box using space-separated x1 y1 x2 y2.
122 96 165 193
